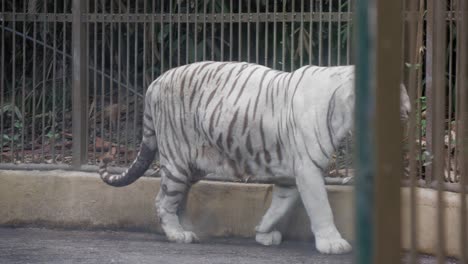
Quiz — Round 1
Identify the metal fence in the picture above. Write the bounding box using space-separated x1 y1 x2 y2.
0 0 355 175
402 0 467 193
402 0 467 262
0 0 464 186
0 1 466 181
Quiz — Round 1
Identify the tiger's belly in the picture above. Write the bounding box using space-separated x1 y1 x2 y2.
194 143 294 185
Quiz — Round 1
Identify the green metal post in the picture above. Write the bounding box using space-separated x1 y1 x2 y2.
355 0 403 263
354 0 375 263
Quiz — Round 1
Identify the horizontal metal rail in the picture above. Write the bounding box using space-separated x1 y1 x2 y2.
0 12 353 23
0 11 463 23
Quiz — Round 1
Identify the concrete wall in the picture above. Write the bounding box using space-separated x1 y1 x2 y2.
0 170 466 257
401 188 468 258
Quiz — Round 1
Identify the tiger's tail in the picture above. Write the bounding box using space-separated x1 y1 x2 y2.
99 142 157 187
99 100 157 187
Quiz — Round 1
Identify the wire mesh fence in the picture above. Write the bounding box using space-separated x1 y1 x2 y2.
0 0 355 178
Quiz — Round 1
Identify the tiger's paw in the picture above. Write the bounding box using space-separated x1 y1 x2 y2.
315 237 352 254
167 230 199 244
255 230 282 246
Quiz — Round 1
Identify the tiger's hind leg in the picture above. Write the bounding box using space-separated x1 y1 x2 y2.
255 185 300 246
156 165 199 243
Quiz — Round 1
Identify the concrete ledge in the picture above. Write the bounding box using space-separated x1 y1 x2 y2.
0 170 353 241
0 170 466 258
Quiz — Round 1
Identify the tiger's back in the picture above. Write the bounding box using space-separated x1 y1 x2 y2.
147 61 353 183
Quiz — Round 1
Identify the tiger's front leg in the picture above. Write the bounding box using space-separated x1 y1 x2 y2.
296 165 352 254
156 165 199 243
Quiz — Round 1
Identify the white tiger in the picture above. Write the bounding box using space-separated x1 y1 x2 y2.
99 61 411 254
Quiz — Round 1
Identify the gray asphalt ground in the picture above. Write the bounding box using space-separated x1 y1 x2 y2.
0 227 457 264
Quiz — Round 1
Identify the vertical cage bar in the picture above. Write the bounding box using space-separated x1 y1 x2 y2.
247 0 251 62
290 0 295 71
203 0 207 61
133 0 139 154
85 0 90 164
346 0 351 64
299 0 304 67
63 0 69 163
41 0 47 162
416 0 424 180
161 1 165 71
11 1 16 162
211 0 215 61
446 0 455 183
309 0 313 65
220 0 225 61
186 0 190 63
116 0 122 164
256 0 260 64
140 1 147 155
406 0 420 262
92 0 98 161
264 0 269 66
152 0 156 80
100 0 106 157
72 0 88 168
143 0 148 83
0 0 4 162
374 0 403 262
454 8 460 187
229 0 233 61
169 0 173 68
21 0 27 162
108 0 114 149
238 0 242 61
424 0 434 183
327 0 332 66
458 0 468 261
51 0 57 163
337 0 342 65
124 1 130 163
273 0 277 69
281 0 286 71
318 0 323 66
432 0 447 262
194 0 198 62
31 2 37 163
354 0 375 262
370 0 403 264
177 0 181 65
